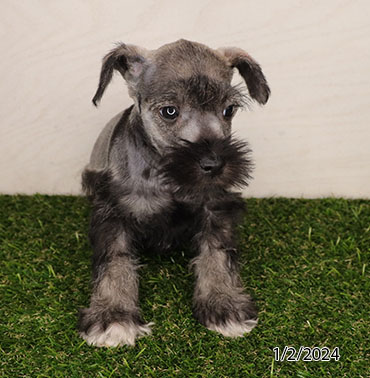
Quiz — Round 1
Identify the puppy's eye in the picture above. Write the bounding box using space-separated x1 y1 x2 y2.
223 105 236 119
159 106 179 121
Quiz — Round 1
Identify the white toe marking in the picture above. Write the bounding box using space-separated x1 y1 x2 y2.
80 322 153 347
207 319 258 338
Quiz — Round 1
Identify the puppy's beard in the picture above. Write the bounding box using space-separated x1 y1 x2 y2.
160 137 253 198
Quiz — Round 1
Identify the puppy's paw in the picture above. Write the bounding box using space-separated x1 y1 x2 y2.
78 307 152 347
79 321 153 347
193 292 258 338
206 318 257 337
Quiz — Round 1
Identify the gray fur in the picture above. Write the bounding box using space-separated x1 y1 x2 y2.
79 39 269 347
88 111 124 171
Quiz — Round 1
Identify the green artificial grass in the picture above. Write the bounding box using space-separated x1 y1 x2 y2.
0 195 369 377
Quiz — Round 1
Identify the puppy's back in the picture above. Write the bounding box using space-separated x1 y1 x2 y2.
88 111 124 171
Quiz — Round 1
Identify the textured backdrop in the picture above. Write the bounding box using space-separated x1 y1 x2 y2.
1 0 369 197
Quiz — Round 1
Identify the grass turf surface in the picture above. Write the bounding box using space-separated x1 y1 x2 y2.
0 195 369 377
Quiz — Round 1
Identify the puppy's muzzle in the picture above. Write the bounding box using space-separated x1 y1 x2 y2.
161 136 253 196
199 154 224 175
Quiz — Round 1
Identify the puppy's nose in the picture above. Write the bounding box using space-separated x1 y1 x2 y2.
199 156 223 174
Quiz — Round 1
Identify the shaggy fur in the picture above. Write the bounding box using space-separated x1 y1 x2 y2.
79 39 269 346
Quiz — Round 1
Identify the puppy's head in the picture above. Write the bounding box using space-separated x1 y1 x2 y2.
92 39 269 190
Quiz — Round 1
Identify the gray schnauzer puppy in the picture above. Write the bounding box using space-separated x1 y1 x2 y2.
78 39 270 347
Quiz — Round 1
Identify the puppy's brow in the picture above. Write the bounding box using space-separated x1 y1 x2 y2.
148 75 248 109
148 92 181 110
188 78 246 107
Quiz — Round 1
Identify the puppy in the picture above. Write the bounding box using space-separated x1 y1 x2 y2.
79 39 270 347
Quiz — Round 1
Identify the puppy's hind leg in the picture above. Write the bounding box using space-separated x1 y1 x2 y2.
78 215 152 347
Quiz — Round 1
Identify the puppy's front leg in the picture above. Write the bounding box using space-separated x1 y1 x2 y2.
192 209 258 337
78 216 151 347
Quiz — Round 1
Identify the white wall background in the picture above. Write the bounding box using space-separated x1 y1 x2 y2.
0 0 369 198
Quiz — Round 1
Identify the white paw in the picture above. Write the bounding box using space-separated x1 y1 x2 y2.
207 318 258 338
80 321 153 347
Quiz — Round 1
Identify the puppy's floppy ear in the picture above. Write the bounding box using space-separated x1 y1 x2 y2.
92 43 147 106
218 47 270 105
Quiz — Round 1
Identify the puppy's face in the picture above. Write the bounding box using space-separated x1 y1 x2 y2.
137 41 244 151
92 40 270 189
92 40 269 145
139 82 244 150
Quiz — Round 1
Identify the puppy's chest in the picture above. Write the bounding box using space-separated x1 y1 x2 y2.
139 199 201 252
118 166 201 235
120 182 172 219
120 175 200 225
